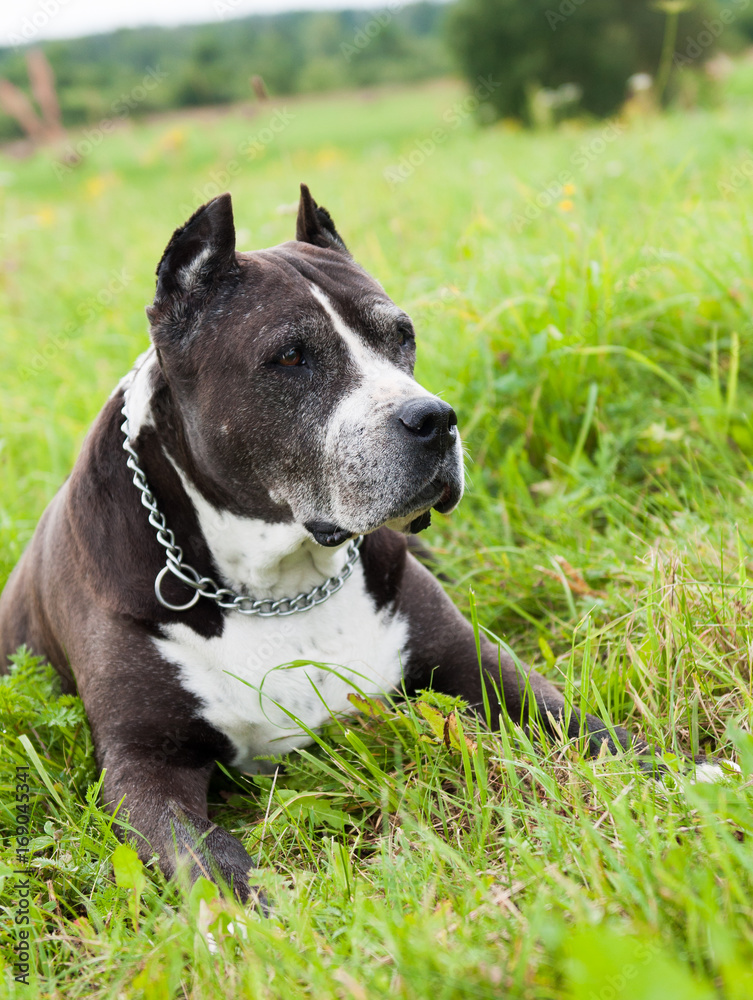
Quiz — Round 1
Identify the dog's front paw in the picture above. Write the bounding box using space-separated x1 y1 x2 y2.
162 805 260 903
184 822 259 903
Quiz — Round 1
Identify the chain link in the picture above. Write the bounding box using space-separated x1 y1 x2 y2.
120 392 362 617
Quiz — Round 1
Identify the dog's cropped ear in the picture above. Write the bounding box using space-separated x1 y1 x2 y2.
296 184 348 253
147 193 239 335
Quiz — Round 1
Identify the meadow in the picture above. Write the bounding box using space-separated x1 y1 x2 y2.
1 78 753 998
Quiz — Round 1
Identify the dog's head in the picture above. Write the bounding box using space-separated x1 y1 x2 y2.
146 187 464 545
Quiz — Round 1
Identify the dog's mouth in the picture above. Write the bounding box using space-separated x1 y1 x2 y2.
433 480 456 513
303 521 354 548
305 478 459 547
402 476 457 534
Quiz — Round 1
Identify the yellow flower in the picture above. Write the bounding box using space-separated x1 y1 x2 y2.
563 182 576 196
86 176 106 199
158 127 186 152
34 206 55 227
315 147 343 168
85 173 118 200
558 199 574 212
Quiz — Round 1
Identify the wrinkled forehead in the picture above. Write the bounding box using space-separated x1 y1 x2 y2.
238 241 406 335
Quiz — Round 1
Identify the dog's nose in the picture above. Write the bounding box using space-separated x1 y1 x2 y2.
397 398 457 455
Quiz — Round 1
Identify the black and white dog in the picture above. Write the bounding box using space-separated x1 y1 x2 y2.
0 187 722 900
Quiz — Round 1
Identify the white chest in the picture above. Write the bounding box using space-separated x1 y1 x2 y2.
153 563 407 770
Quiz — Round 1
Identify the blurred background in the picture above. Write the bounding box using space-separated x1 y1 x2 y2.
3 0 753 144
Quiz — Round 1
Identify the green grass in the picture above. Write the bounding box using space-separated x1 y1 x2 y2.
1 78 753 998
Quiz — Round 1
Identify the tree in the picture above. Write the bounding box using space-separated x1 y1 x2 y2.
446 0 720 123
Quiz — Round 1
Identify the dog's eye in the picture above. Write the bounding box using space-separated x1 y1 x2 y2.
276 346 305 367
397 321 415 348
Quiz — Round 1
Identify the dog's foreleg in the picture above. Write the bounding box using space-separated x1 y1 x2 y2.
400 554 639 757
101 751 255 901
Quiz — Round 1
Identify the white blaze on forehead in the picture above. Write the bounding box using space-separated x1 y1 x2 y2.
307 282 434 408
308 283 405 377
306 281 438 436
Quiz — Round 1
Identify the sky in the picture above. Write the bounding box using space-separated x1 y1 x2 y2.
1 0 388 48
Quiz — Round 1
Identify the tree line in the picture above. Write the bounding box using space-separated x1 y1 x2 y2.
2 0 753 141
0 3 450 141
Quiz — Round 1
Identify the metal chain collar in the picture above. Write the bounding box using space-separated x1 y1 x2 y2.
120 392 363 618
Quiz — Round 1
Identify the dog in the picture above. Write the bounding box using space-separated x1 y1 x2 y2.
0 186 723 901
